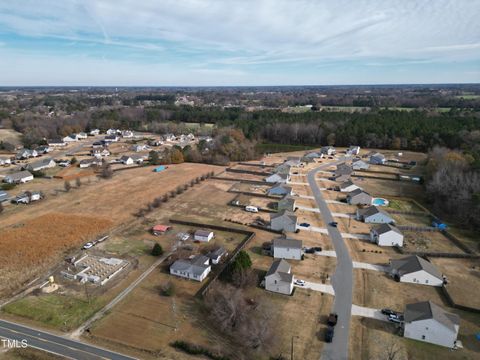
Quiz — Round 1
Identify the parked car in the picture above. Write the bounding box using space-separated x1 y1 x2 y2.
299 222 310 227
329 222 338 227
388 314 403 324
381 308 397 316
82 242 94 250
327 313 338 326
325 326 334 343
294 279 306 286
58 160 71 167
245 205 259 213
304 247 315 254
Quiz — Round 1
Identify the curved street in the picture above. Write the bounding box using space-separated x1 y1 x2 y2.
307 159 353 360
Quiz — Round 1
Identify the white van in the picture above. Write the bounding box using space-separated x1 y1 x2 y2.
245 205 259 213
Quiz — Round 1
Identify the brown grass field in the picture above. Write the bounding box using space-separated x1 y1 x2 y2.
0 213 112 298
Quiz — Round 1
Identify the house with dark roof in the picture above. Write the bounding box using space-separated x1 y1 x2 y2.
206 247 227 265
370 152 386 165
347 146 360 155
274 163 291 175
0 156 12 166
403 301 460 348
270 210 297 232
3 171 34 184
265 172 289 184
336 163 353 176
265 259 294 295
170 255 211 282
47 139 67 147
277 195 296 212
0 190 9 202
320 146 336 156
356 206 394 224
389 256 444 286
339 180 361 193
273 238 302 260
194 229 214 242
370 223 403 246
268 184 292 196
352 158 370 170
26 157 56 172
346 189 373 205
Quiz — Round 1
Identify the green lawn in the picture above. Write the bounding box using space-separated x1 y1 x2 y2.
103 238 152 257
387 199 425 213
2 294 106 331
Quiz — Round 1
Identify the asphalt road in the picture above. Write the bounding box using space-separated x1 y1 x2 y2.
307 158 353 360
0 319 136 360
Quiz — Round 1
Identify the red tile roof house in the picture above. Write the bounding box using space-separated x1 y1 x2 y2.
152 225 171 236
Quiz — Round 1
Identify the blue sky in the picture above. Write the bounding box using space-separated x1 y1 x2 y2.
0 0 479 86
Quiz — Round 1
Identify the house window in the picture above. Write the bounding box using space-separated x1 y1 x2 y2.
422 335 426 340
425 280 429 284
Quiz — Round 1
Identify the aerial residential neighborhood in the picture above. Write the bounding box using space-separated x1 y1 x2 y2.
0 1 479 360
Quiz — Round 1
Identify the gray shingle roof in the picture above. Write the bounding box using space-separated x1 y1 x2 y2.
340 180 355 189
270 210 297 222
390 255 443 279
195 229 213 238
5 171 33 181
266 258 291 277
273 238 302 250
358 206 389 218
404 301 459 331
170 255 210 276
374 223 402 236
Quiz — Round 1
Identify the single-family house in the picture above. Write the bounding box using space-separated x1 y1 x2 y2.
347 146 361 155
304 152 323 160
277 195 296 212
389 256 444 286
356 206 394 224
63 135 78 142
0 157 12 166
91 149 110 158
122 130 134 138
403 301 459 348
284 156 302 167
332 173 351 182
12 191 42 204
89 129 100 136
164 133 176 141
206 247 227 265
273 238 303 260
106 129 119 135
16 149 37 159
120 154 144 165
3 171 34 184
370 223 404 246
26 157 56 172
77 132 88 139
370 152 386 165
151 225 171 235
270 210 298 232
339 180 361 193
35 145 51 154
265 259 294 295
170 255 211 282
336 163 353 176
274 163 291 175
352 159 370 170
92 141 104 149
0 190 9 202
79 158 102 168
268 184 292 196
132 144 148 152
47 139 67 147
265 172 289 184
104 135 119 142
346 189 373 205
320 146 336 156
194 229 215 242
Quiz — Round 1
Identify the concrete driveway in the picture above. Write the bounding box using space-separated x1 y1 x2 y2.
295 281 335 295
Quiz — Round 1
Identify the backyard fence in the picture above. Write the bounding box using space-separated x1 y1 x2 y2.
226 168 272 177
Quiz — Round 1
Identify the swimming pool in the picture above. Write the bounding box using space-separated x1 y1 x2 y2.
372 198 389 206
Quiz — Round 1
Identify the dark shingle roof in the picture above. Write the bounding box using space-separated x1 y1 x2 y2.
374 223 402 236
390 255 443 279
266 258 291 277
273 238 302 249
404 301 459 331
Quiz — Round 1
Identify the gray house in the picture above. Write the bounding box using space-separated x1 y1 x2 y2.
273 238 302 260
352 159 370 170
347 146 361 155
389 255 444 286
370 152 386 165
265 259 294 295
336 163 353 176
270 210 298 232
26 157 56 172
284 156 302 167
170 255 211 282
274 163 291 175
268 184 292 196
277 195 296 212
332 173 351 182
346 189 373 205
403 301 459 348
0 190 9 202
265 173 289 184
304 152 322 160
0 157 11 166
320 146 336 156
370 223 403 246
339 180 360 193
3 171 34 184
356 206 394 224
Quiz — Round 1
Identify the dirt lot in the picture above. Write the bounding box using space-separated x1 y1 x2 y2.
230 181 271 195
346 236 399 264
430 258 480 310
355 177 424 199
403 231 466 253
219 171 267 182
391 213 432 227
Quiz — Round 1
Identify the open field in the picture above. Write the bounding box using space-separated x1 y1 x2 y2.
387 198 426 212
0 128 22 146
0 347 64 360
403 231 465 253
391 213 431 227
430 258 480 310
0 213 112 298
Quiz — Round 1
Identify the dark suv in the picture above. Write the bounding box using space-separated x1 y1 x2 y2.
325 326 334 343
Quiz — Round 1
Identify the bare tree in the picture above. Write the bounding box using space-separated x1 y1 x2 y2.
64 181 71 192
100 162 113 179
75 177 81 188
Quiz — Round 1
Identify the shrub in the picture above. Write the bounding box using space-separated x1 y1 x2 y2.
171 341 230 360
151 243 163 256
1 183 16 191
160 281 175 296
64 181 71 192
31 170 46 178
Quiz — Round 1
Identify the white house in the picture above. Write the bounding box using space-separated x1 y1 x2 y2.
265 173 289 184
106 128 119 135
347 146 361 155
339 180 361 193
265 259 294 295
89 129 100 136
63 135 78 142
13 191 42 204
3 171 34 184
272 238 303 260
170 255 211 282
26 158 56 172
320 146 336 156
356 206 394 224
122 130 134 138
389 256 444 286
370 223 404 247
104 135 119 142
370 152 386 165
79 158 102 168
16 149 37 159
120 154 144 165
48 139 67 147
206 247 227 265
194 229 214 242
0 157 12 166
92 149 110 158
352 159 370 170
77 132 88 139
132 144 148 152
403 301 459 348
